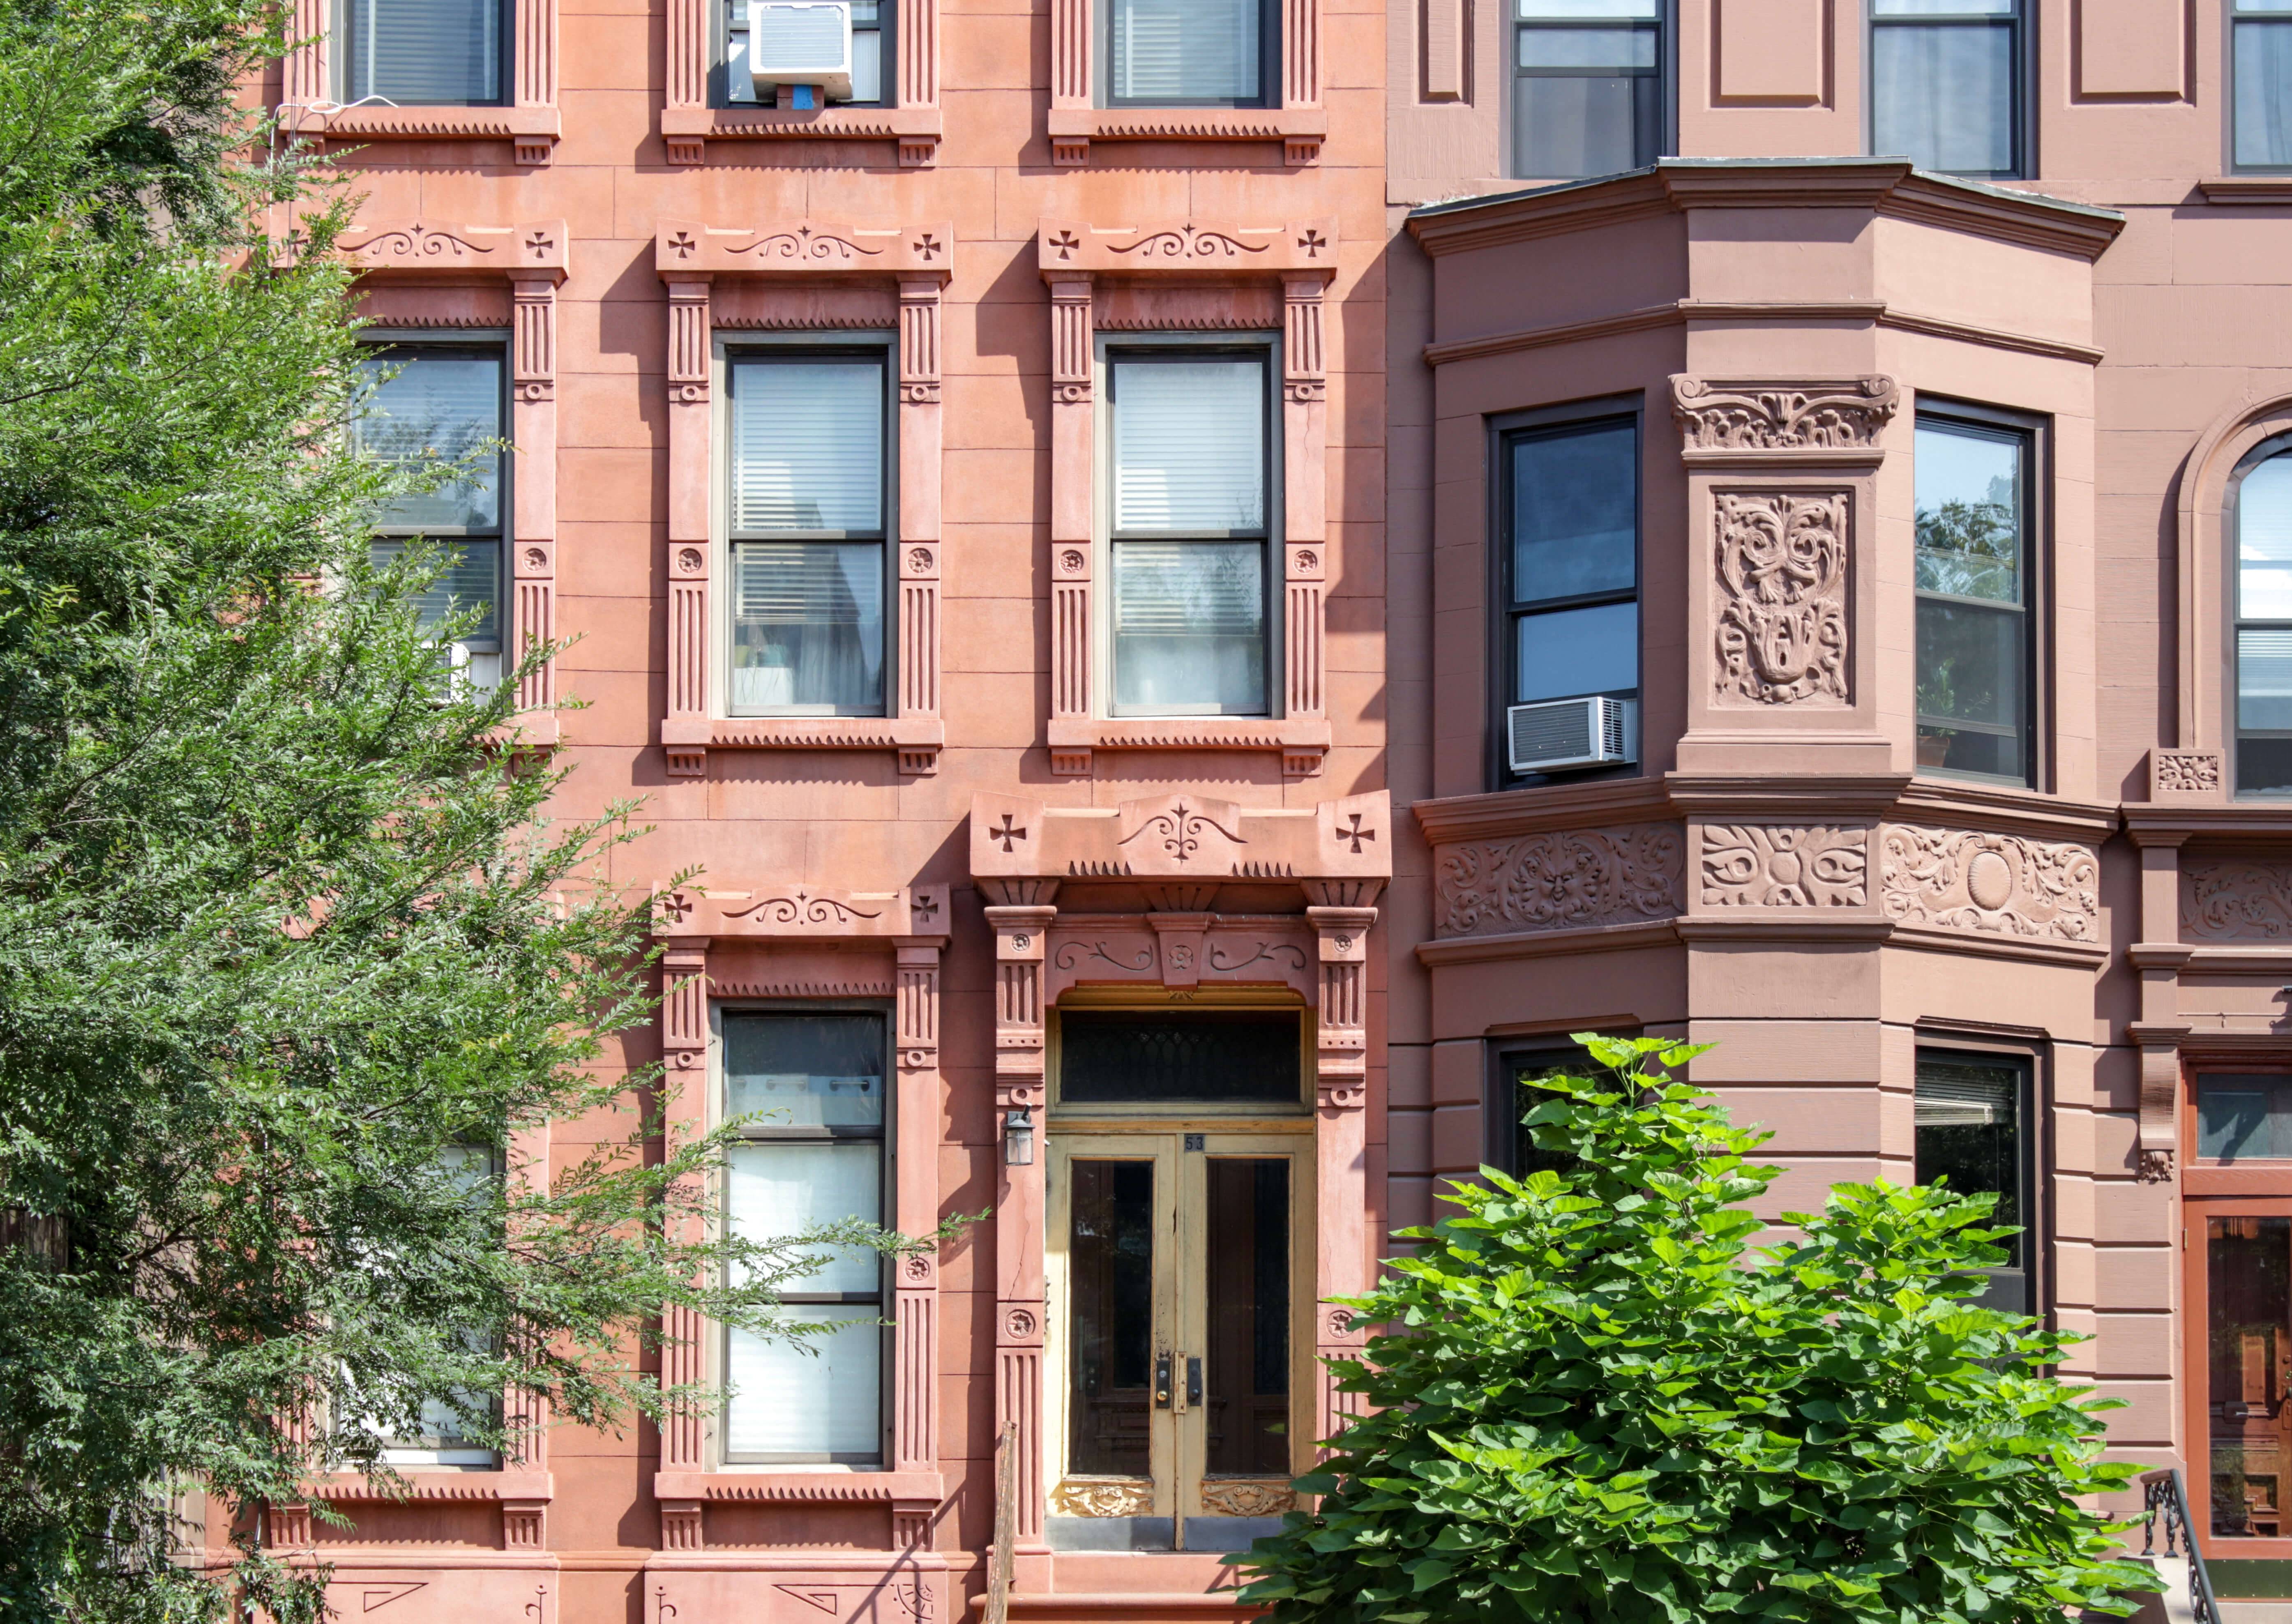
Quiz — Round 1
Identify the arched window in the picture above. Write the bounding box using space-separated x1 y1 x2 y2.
2231 440 2292 795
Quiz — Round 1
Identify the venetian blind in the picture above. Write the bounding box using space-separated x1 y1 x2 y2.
1108 0 1260 99
731 360 884 534
358 350 503 532
1111 358 1265 534
344 0 504 104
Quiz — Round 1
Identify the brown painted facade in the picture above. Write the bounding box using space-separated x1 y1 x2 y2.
228 0 2292 1607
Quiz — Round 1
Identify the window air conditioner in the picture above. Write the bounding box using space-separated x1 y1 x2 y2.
748 0 853 100
1506 695 1637 776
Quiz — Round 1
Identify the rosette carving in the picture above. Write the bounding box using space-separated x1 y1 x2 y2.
1433 825 1683 938
1713 492 1849 707
1880 826 2100 942
1699 826 1868 907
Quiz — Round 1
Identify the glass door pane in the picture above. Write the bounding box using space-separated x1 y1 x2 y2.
1070 1159 1156 1476
2211 1215 2292 1538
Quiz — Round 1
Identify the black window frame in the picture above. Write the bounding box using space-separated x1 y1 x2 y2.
722 340 898 721
1098 0 1279 108
2226 430 2292 797
334 0 514 107
1102 338 1281 721
1486 1038 1607 1176
1911 397 2047 792
1913 1043 2044 1321
713 0 894 107
1866 0 2029 181
717 1002 894 1468
1487 396 1644 792
1508 0 1670 182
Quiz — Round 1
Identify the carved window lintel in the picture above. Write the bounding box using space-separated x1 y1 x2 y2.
280 0 561 164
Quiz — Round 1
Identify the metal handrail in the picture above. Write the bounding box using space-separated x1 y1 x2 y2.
2141 1467 2220 1624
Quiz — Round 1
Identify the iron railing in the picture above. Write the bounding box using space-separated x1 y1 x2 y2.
2142 1466 2220 1624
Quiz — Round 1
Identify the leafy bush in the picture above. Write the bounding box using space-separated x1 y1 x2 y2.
1235 1035 2152 1624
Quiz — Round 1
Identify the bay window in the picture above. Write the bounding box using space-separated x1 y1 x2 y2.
1512 0 1663 180
340 0 507 104
1108 352 1272 717
1913 408 2036 786
1870 0 2022 179
727 355 889 717
722 1010 888 1464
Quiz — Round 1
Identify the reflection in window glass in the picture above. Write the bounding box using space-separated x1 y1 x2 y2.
1870 0 2019 177
1070 1160 1155 1475
1512 0 1661 179
2200 1076 2292 1161
2237 0 2292 169
2210 1216 2292 1537
1059 1011 1303 1105
1914 415 2032 784
2239 452 2292 792
1203 1158 1290 1477
357 350 503 534
1914 1053 2028 1315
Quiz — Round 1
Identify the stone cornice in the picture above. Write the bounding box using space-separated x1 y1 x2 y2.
1405 159 2124 263
1036 218 1339 279
2124 801 2292 844
330 219 569 283
653 219 955 280
970 790 1390 890
652 883 950 941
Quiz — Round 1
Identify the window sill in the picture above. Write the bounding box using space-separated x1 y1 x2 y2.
2200 176 2292 203
1045 107 1325 167
655 1469 943 1502
662 715 943 774
293 103 559 164
1046 716 1330 778
660 106 941 166
308 1469 553 1502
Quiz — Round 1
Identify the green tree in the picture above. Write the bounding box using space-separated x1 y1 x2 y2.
1234 1035 2154 1624
0 3 919 1621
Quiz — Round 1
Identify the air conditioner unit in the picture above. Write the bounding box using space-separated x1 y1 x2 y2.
748 0 852 100
1506 695 1636 776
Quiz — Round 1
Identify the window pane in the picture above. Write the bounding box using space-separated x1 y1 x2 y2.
851 20 882 98
731 542 885 714
1069 1160 1155 1476
370 539 501 643
1519 0 1657 15
1915 420 2023 603
357 351 502 532
731 361 883 534
1515 599 1637 703
2209 1216 2292 1537
727 1314 881 1457
724 1012 885 1129
1914 1054 2024 1312
727 1141 882 1293
1108 0 1260 100
1203 1158 1289 1476
1112 360 1265 533
1874 0 2011 12
344 0 503 101
1111 541 1267 713
2200 1077 2292 1162
1060 1011 1303 1104
2243 456 2292 620
1514 67 1660 176
1915 597 2025 779
1871 21 2015 175
1511 422 1637 604
1517 23 1656 64
2240 21 2292 166
2243 628 2292 731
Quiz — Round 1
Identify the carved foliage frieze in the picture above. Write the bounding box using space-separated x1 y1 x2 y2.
1881 826 2100 943
1712 491 1850 707
2184 859 2292 940
1434 825 1682 938
1049 1479 1153 1518
1699 825 1869 907
1671 375 1898 454
2152 749 2224 799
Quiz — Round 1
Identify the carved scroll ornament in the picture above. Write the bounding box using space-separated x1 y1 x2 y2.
1880 826 2100 942
1199 1480 1296 1516
1671 375 1899 453
1699 825 1868 907
1434 825 1682 938
2153 751 2223 796
2183 859 2292 940
1050 1479 1154 1518
1712 491 1850 706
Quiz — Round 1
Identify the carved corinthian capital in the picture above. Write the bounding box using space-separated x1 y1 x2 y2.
1672 375 1898 457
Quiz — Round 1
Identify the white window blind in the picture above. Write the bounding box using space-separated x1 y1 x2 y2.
1108 0 1261 100
357 350 503 534
1913 1064 2014 1128
344 0 504 104
728 541 884 713
1112 540 1267 713
369 539 501 644
1112 359 1266 535
731 361 884 534
726 1316 883 1456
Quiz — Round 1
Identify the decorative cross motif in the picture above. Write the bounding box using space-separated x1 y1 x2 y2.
911 890 941 924
1047 228 1081 260
666 230 697 258
989 813 1027 852
1296 228 1327 258
913 232 942 260
524 230 555 259
656 889 694 925
1337 812 1377 854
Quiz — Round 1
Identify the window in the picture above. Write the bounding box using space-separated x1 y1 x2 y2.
1914 409 2036 786
2198 1075 2292 1162
1496 411 1640 783
1102 0 1270 106
357 346 506 691
1058 1011 1305 1106
727 355 889 718
1914 1050 2033 1315
2237 0 2292 170
721 1011 888 1463
339 0 507 104
2233 443 2292 794
364 1144 504 1469
1489 1042 1597 1176
1869 0 2021 179
1107 352 1273 717
1512 0 1662 180
722 0 886 104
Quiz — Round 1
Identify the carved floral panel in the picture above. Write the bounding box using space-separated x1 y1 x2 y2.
1712 491 1850 707
1880 826 2100 943
1699 825 1868 906
1049 1479 1154 1518
1670 375 1898 453
2184 859 2292 940
1433 825 1683 938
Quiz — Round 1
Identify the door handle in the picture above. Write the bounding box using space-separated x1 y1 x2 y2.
1186 1356 1202 1410
1155 1350 1172 1409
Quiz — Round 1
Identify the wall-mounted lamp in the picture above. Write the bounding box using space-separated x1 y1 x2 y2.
1003 1104 1035 1167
